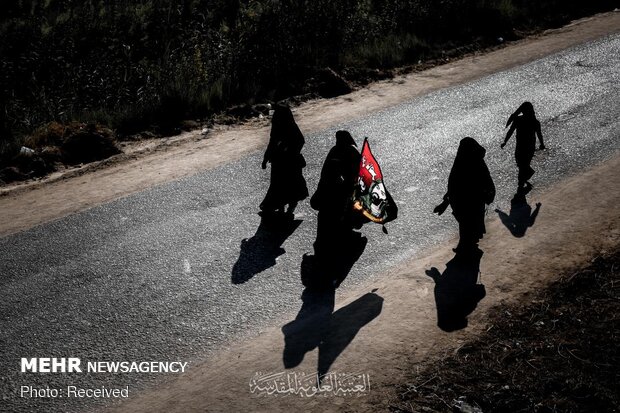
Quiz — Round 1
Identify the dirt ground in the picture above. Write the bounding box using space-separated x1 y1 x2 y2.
107 147 620 413
1 11 619 237
391 250 620 412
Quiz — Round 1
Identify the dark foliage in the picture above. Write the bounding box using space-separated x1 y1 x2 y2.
0 0 616 156
392 250 620 412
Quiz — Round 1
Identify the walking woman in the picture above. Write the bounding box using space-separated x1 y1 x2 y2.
434 137 496 252
501 101 545 189
260 105 309 215
310 130 361 255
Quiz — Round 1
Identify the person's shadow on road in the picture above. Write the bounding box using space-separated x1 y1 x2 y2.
231 213 302 284
300 231 368 290
282 289 383 379
426 247 486 332
495 186 541 238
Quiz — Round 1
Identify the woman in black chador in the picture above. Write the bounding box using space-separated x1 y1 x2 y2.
260 105 309 215
434 137 496 252
310 130 361 254
501 101 545 189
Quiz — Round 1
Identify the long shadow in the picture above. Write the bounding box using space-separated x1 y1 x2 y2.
231 213 302 284
317 291 383 378
495 186 542 238
282 289 383 378
426 247 486 332
282 288 335 370
301 231 368 290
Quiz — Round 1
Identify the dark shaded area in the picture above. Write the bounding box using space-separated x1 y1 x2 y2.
282 288 335 369
434 137 495 252
502 101 545 188
0 121 119 183
282 289 383 378
60 125 121 165
311 131 361 253
301 231 368 290
393 250 620 413
318 291 383 378
496 187 542 237
260 105 308 214
303 130 368 289
426 247 486 332
1 1 616 155
231 213 302 284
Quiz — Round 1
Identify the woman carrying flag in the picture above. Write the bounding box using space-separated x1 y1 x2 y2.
310 130 360 255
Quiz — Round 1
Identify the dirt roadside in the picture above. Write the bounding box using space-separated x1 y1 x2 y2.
390 250 620 412
107 149 620 413
1 11 619 238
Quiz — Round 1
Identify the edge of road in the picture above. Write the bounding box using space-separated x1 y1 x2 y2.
1 10 619 237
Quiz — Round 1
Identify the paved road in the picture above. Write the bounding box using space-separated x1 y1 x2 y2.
1 34 619 413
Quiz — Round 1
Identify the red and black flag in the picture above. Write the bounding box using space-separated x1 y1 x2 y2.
352 138 398 225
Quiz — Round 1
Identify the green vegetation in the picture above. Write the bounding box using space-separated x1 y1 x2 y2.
0 0 616 160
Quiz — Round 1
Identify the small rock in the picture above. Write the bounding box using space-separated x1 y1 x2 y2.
20 146 35 156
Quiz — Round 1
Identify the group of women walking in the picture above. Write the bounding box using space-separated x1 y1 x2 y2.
260 101 545 260
434 101 545 251
260 106 363 262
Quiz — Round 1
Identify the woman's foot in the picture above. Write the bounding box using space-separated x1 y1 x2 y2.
286 202 298 215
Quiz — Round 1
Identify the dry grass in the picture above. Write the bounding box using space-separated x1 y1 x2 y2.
391 250 620 412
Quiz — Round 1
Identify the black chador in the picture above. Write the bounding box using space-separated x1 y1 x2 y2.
434 137 496 252
311 130 361 254
260 105 309 215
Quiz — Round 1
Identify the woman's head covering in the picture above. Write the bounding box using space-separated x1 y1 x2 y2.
455 136 486 161
335 130 357 147
446 136 495 210
272 104 294 126
448 137 488 197
506 101 536 128
271 104 304 145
